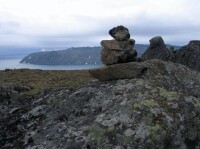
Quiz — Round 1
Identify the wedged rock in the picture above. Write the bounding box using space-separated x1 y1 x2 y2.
174 40 200 71
89 62 147 81
101 39 135 51
109 25 130 41
141 36 172 61
101 48 137 65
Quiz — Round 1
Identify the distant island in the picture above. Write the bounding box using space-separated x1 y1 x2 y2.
20 44 179 65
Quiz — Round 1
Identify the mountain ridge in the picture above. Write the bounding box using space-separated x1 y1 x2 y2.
20 44 180 65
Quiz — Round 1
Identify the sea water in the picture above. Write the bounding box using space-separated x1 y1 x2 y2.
0 56 102 70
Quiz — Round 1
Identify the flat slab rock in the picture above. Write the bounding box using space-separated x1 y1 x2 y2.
101 39 135 51
89 62 147 81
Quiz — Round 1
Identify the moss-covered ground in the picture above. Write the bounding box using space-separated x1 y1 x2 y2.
0 69 94 95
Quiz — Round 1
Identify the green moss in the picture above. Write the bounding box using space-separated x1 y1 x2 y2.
0 69 93 95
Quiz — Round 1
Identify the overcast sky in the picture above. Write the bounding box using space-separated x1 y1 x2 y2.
0 0 200 48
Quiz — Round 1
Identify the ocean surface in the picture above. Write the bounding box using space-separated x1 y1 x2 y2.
0 56 102 70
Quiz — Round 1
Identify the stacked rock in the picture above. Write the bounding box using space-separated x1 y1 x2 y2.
101 26 137 65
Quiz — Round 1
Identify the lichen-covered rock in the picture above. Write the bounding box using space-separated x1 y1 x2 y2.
101 48 137 65
1 60 200 148
109 25 130 41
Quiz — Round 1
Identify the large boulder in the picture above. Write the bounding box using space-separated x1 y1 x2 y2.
174 40 200 72
109 25 130 41
142 36 172 61
89 61 147 81
101 48 137 65
101 39 135 51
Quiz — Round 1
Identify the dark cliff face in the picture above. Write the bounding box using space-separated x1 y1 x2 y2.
1 60 199 149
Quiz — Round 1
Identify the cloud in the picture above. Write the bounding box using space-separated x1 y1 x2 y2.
0 0 199 47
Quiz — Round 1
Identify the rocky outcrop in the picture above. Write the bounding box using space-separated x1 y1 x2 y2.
141 36 173 61
1 60 199 148
174 40 200 72
101 25 137 65
142 37 200 72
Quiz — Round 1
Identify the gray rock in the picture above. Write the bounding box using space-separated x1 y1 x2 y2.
142 37 200 72
149 36 165 48
101 48 137 65
89 61 147 81
101 39 135 51
141 36 172 61
174 40 200 72
109 25 130 41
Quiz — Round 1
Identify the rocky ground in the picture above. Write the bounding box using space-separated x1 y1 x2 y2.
0 60 200 149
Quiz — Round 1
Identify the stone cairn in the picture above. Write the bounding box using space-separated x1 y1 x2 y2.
101 25 137 65
89 26 147 81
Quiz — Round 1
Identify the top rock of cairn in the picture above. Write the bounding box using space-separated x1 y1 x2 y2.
109 25 130 41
